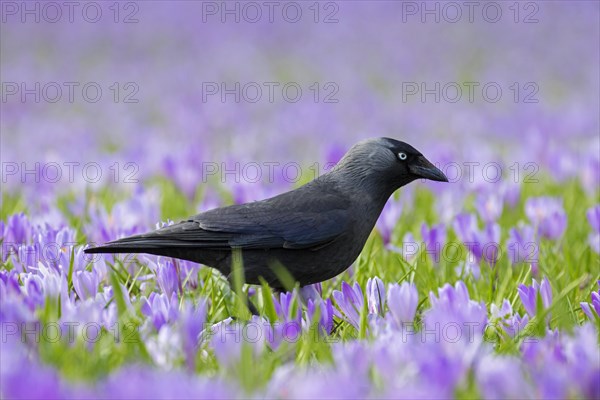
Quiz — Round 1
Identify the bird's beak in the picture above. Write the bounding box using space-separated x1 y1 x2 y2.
409 156 448 182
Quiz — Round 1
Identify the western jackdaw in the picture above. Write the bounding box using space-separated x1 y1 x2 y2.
85 138 448 288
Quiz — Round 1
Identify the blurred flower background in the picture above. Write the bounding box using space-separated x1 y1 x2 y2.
1 1 599 399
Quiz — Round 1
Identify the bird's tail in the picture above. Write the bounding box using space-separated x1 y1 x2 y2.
84 233 174 255
84 221 215 262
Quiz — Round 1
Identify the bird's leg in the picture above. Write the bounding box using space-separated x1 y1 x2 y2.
245 295 260 316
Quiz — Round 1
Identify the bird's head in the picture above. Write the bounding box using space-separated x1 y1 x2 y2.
332 137 448 193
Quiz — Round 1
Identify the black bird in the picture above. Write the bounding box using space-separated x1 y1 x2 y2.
85 138 448 289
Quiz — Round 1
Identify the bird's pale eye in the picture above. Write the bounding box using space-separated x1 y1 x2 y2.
398 152 407 161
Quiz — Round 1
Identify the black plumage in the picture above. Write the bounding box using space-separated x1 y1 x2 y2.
85 138 448 288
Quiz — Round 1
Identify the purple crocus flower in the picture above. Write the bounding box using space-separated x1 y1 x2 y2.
272 290 302 324
475 355 534 399
209 317 266 367
20 273 45 309
580 281 600 320
141 292 179 331
33 224 77 272
59 295 110 347
299 282 322 303
103 282 133 318
475 191 504 223
490 299 530 338
425 281 488 341
525 197 567 239
376 199 403 245
156 257 181 296
517 277 553 318
80 248 108 281
100 365 235 399
386 281 418 328
3 213 32 249
179 299 207 370
298 283 331 333
268 318 303 350
265 363 370 399
265 291 303 348
145 327 181 368
420 223 446 264
160 153 206 201
306 297 334 335
453 213 479 244
587 205 600 253
455 257 482 281
579 154 600 195
179 259 201 290
332 281 364 329
10 245 40 273
475 223 501 266
499 180 521 208
490 299 515 322
520 324 600 399
72 269 100 300
366 277 385 315
0 340 67 399
1 283 36 325
0 270 21 295
85 190 160 244
453 213 500 267
36 263 70 302
506 224 539 266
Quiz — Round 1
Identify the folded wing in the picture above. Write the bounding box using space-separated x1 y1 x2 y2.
87 194 349 252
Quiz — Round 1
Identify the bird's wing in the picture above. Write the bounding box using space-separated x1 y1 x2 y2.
194 187 351 249
103 191 350 251
195 204 349 249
